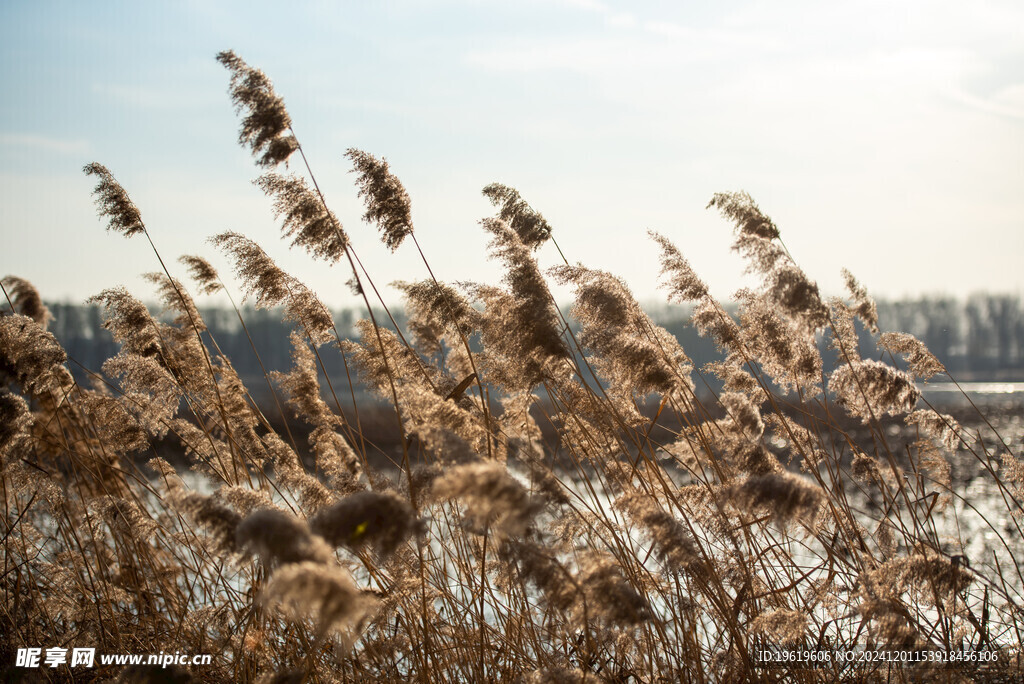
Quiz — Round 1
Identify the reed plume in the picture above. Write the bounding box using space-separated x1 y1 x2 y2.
552 263 693 397
614 491 701 572
842 267 878 333
1 276 53 330
88 287 162 359
392 279 479 356
83 162 145 237
174 491 243 555
475 219 568 391
878 331 946 379
0 389 31 462
482 183 553 249
216 50 298 167
432 461 541 536
144 272 206 332
649 231 709 303
729 471 824 526
575 551 650 627
261 561 374 639
707 191 779 240
257 172 348 262
749 609 806 647
0 313 71 396
274 332 364 491
310 490 422 558
179 255 223 296
235 508 333 567
346 148 413 251
829 359 921 420
212 231 335 345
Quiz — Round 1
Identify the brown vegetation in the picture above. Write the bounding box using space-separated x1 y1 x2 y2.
1 51 1022 683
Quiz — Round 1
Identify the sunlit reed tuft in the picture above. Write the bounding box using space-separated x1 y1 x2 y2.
346 148 414 251
179 255 223 296
217 50 299 167
2 276 53 330
257 172 348 262
482 183 553 249
83 162 146 237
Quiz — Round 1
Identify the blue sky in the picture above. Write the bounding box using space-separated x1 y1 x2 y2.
2 0 1023 310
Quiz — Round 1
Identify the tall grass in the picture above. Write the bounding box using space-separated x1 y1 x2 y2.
2 51 1022 683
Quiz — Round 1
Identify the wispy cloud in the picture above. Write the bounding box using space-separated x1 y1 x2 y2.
464 31 770 74
465 4 779 74
946 84 1024 121
0 134 89 155
91 83 211 110
559 0 636 27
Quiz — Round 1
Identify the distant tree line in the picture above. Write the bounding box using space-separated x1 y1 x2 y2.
44 294 1024 393
656 295 1024 382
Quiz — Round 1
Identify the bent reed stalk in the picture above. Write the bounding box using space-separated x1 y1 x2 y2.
1 51 1022 683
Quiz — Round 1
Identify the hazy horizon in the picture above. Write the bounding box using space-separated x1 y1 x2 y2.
3 1 1023 309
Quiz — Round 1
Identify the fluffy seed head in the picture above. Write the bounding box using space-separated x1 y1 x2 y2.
851 452 882 485
392 279 479 356
174 491 242 555
2 276 53 330
766 263 829 331
878 332 946 380
906 409 962 451
212 231 290 306
615 492 702 572
842 268 878 333
522 668 588 684
708 191 779 240
310 491 422 558
828 297 862 363
83 162 145 237
577 551 651 627
736 290 822 393
750 609 807 647
235 508 333 566
179 255 223 296
730 471 824 526
143 272 205 332
0 314 70 396
691 297 741 350
257 173 348 262
553 264 693 397
217 50 298 167
720 391 764 439
830 359 921 421
432 462 540 536
0 389 31 461
262 561 375 638
212 232 335 345
866 548 973 603
88 287 162 359
499 540 577 612
477 219 568 390
482 183 552 249
650 231 709 302
78 392 150 453
347 148 413 251
102 352 182 423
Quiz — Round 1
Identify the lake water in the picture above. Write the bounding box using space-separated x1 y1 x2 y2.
922 382 1024 396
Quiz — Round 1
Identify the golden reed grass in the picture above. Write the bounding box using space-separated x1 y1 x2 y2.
1 50 1022 683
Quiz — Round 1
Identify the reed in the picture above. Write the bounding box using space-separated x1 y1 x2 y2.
1 51 1021 683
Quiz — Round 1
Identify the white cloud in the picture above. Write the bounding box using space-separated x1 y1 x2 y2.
945 84 1024 121
560 0 610 12
0 133 89 155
